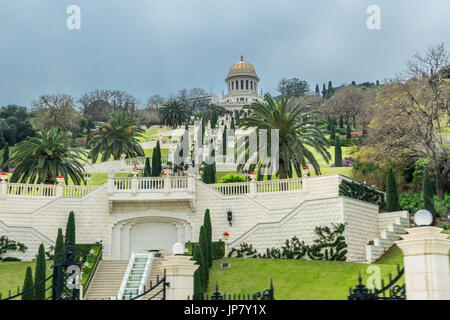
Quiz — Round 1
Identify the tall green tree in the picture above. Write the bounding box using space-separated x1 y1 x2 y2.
339 116 344 129
327 81 334 97
322 83 327 98
222 125 227 157
315 84 320 95
238 93 330 179
144 157 151 177
334 136 342 167
160 100 189 129
54 228 64 265
2 143 9 172
22 266 34 300
199 226 209 291
33 243 46 300
203 209 213 268
192 244 204 297
65 211 76 250
8 128 86 185
230 117 235 131
277 78 310 97
423 173 436 223
330 124 336 141
151 140 162 177
89 110 145 162
386 167 401 212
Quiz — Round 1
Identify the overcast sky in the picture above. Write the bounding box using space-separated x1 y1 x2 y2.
0 0 449 107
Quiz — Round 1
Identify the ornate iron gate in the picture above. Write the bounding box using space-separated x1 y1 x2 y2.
348 264 406 300
0 242 81 300
127 269 168 300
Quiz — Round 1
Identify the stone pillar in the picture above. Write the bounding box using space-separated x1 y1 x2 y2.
131 176 138 194
395 227 450 300
162 255 198 300
56 184 63 197
107 177 115 194
249 180 257 197
164 175 171 194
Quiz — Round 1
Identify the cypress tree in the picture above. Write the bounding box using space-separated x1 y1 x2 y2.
330 125 336 140
54 228 64 266
192 245 204 299
386 167 401 212
151 141 162 177
334 136 342 167
201 163 210 184
65 211 76 250
222 125 227 157
322 83 327 97
230 117 235 131
315 84 320 94
203 209 213 268
33 243 46 300
327 81 333 97
22 266 34 300
144 157 151 177
346 122 351 139
210 162 216 184
199 226 209 290
339 116 344 129
2 143 9 172
423 173 436 223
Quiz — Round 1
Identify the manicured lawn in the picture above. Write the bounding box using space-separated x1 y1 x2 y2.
207 258 401 300
0 260 52 299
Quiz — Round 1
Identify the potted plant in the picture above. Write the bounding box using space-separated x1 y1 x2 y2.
222 231 230 241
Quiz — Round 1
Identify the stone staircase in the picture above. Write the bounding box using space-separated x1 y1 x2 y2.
83 260 129 300
366 212 409 263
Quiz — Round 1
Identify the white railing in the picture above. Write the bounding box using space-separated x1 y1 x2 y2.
170 176 189 190
117 253 136 300
5 183 57 197
114 178 132 190
62 185 98 198
139 177 164 190
111 176 193 193
138 252 155 297
210 182 249 195
210 178 303 195
256 178 303 193
2 183 97 198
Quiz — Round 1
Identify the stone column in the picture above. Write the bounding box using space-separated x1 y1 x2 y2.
162 255 198 300
249 179 257 197
395 227 450 300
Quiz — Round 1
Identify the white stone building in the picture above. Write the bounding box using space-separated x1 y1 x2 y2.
202 55 265 112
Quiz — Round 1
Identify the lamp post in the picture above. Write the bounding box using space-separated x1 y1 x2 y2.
132 166 139 178
0 172 8 183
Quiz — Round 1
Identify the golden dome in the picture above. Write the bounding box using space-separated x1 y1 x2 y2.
227 55 258 78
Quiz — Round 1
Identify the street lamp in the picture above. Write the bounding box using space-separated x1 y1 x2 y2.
132 166 139 177
414 209 433 226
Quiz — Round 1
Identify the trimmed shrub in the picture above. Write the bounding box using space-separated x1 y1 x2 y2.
33 243 46 300
54 228 64 265
65 211 76 250
185 241 225 260
334 136 342 167
399 193 423 213
203 209 213 268
386 167 401 212
339 179 386 210
218 173 246 183
151 140 162 177
22 266 33 300
199 227 209 291
192 244 204 298
144 157 151 177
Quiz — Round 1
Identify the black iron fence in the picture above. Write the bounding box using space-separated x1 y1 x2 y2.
0 242 81 301
348 264 406 300
126 269 168 300
190 281 275 300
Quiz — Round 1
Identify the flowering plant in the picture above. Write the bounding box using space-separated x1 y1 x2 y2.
222 232 230 236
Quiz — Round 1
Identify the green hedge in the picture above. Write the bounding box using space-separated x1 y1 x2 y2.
185 241 225 260
339 179 386 210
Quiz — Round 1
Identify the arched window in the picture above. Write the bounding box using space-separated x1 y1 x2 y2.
251 81 253 90
236 80 239 90
241 80 244 90
232 82 234 90
246 80 249 90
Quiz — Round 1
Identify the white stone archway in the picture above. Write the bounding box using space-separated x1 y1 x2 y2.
110 215 193 260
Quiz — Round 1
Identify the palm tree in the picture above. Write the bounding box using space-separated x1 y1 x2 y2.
89 110 145 162
160 100 189 129
238 93 331 179
8 128 86 185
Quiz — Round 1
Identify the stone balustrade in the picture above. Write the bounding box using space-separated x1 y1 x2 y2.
0 182 97 198
209 177 303 196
